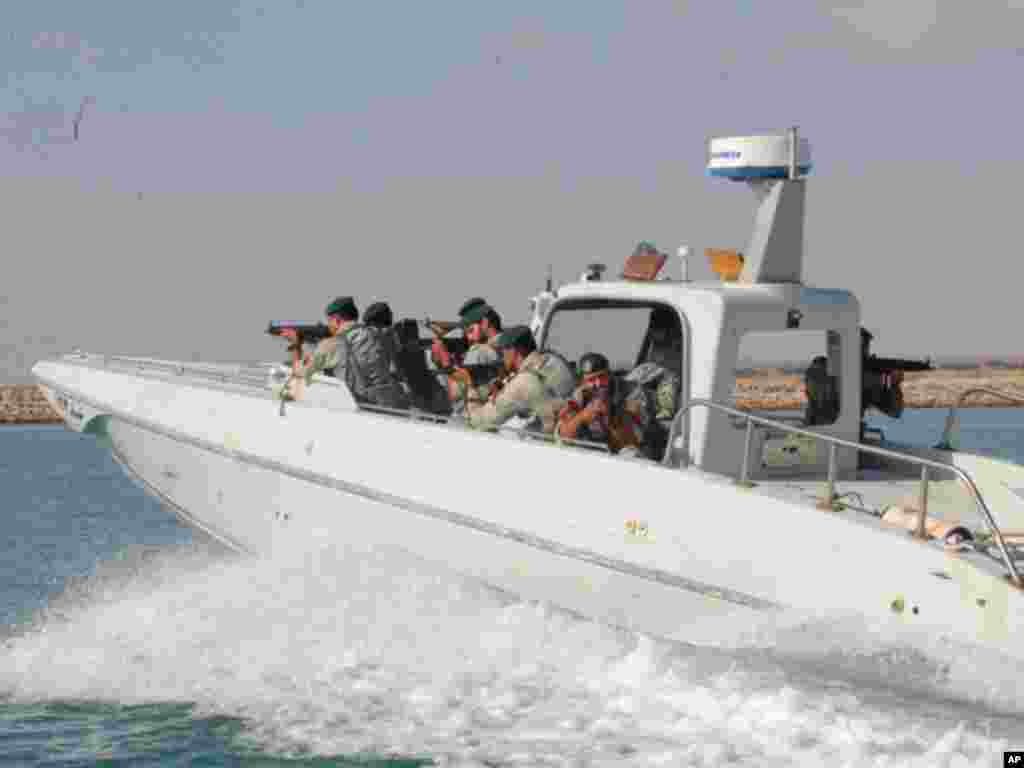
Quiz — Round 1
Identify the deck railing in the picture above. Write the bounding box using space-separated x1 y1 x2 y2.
674 398 1023 587
66 352 612 453
936 387 1024 450
65 352 274 389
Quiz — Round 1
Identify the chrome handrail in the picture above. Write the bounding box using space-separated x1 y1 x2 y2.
68 352 271 388
72 353 606 450
675 398 1022 587
936 386 1024 450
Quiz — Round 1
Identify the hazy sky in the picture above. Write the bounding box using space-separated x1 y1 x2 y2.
3 1 1024 381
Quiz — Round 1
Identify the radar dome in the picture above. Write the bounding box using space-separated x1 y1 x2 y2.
707 133 812 181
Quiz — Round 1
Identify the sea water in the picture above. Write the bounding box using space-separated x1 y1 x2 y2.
1 411 1024 766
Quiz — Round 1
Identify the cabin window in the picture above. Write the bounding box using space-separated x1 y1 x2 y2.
734 329 842 426
540 302 685 462
543 303 684 379
543 300 685 446
544 305 651 372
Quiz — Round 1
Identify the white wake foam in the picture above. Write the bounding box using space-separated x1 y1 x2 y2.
1 519 1022 766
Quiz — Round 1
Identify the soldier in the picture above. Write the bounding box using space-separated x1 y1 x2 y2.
280 295 358 381
430 296 488 370
362 300 416 405
447 303 503 418
468 325 575 432
628 306 683 420
463 303 502 360
802 355 839 426
284 296 409 409
556 352 645 454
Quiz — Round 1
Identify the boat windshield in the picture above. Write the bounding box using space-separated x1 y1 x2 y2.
543 303 668 374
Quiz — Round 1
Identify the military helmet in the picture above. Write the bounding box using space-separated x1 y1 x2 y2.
577 352 610 379
364 301 393 328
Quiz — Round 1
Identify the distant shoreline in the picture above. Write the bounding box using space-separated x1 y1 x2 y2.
733 367 1024 411
5 368 1024 425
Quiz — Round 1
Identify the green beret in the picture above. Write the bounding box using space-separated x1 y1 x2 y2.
325 296 358 319
461 302 491 326
492 324 534 351
457 297 488 319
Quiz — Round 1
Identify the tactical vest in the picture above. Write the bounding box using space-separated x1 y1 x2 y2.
338 324 410 409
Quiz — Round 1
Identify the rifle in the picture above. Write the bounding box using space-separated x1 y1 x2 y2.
422 317 469 360
860 329 932 374
863 355 933 374
861 355 932 419
445 362 508 408
266 321 332 345
425 318 461 338
453 362 506 388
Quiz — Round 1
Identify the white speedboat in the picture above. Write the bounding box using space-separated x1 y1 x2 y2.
33 129 1024 661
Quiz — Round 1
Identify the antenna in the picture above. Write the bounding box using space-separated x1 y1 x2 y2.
72 96 94 142
545 263 552 293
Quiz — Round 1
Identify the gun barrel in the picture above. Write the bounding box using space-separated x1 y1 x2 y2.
443 362 506 389
266 322 331 341
425 318 461 336
866 356 933 372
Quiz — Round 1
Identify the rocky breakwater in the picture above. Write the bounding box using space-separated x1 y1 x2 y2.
0 384 61 424
733 367 1024 411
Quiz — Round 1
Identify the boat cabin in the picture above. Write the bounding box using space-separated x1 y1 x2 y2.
536 277 862 477
533 129 863 477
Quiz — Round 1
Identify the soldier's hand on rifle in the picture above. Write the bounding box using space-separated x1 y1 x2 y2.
431 338 451 368
279 328 300 346
583 396 608 422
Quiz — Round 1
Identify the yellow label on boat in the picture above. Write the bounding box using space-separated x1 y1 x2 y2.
625 519 651 540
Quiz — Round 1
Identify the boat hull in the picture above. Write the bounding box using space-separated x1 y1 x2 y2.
32 356 1024 658
100 415 766 645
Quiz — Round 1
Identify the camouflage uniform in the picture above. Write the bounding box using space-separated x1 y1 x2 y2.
621 363 677 459
469 350 574 432
449 340 501 417
626 362 679 420
558 381 646 453
300 335 341 381
278 334 341 402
